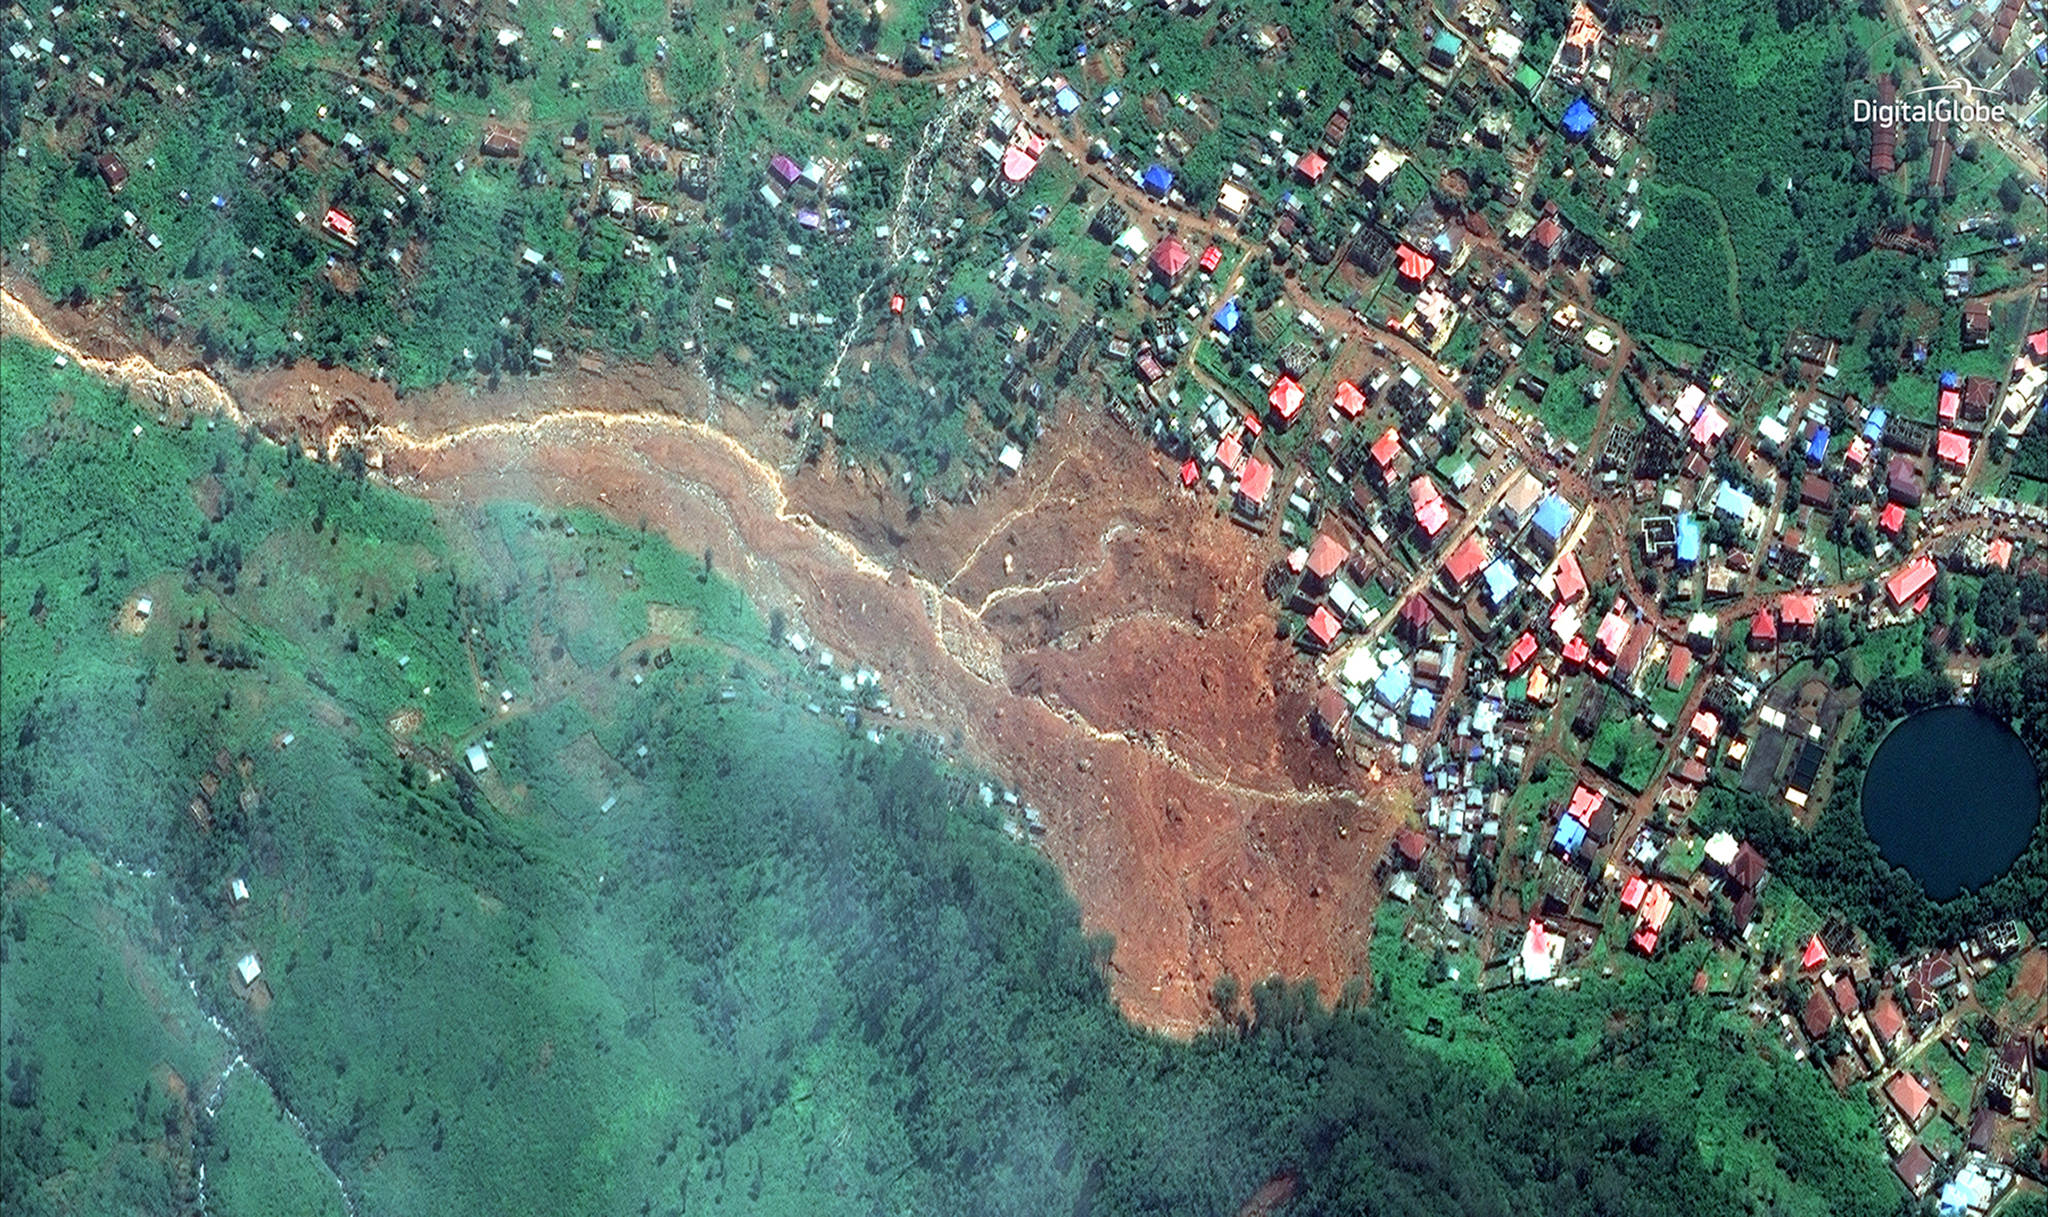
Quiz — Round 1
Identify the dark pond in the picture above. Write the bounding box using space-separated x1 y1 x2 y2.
1861 705 2042 899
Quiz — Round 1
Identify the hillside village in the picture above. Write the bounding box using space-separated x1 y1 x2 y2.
7 0 2048 1206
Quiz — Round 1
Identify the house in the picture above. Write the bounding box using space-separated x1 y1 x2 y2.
1779 593 1817 637
1869 995 1908 1054
1936 429 1971 471
1893 1144 1935 1197
1505 631 1539 675
1394 242 1436 286
1217 181 1251 219
1295 151 1327 184
96 153 130 192
1554 553 1587 604
481 126 522 157
1142 163 1175 199
1368 426 1403 485
1313 687 1350 743
1727 843 1767 894
1962 300 1992 349
1303 605 1342 650
1526 214 1565 267
1799 473 1834 509
1831 974 1861 1016
1443 533 1489 591
1411 476 1450 539
465 743 491 773
1886 1072 1933 1128
1428 29 1462 68
1482 558 1520 608
1305 533 1348 587
235 952 263 987
1961 376 1995 423
1392 827 1429 868
1663 645 1691 690
321 206 359 247
1884 554 1936 608
1199 245 1223 275
1269 375 1305 425
1749 607 1778 649
1802 986 1836 1040
1151 236 1190 282
1395 594 1436 645
1561 97 1597 140
1879 502 1906 536
1334 380 1367 419
1529 493 1575 556
1886 456 1924 506
1236 457 1274 515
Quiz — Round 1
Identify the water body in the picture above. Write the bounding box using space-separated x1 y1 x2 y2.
1861 706 2042 899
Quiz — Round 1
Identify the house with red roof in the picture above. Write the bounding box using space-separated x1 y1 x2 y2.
1368 426 1403 485
1151 236 1190 282
1779 593 1817 637
1395 594 1436 645
1552 552 1586 604
1885 1072 1932 1128
1560 635 1590 670
1869 995 1908 1055
1986 537 2013 569
1410 476 1449 539
1631 883 1673 955
1619 875 1648 911
1269 375 1305 425
1594 600 1630 659
1303 604 1342 651
1442 534 1489 592
1504 631 1539 675
1884 554 1936 609
1295 151 1327 183
1566 784 1602 825
1217 431 1245 473
1394 243 1436 285
1938 384 1961 422
1879 501 1906 536
1198 244 1222 274
1749 606 1777 649
1334 380 1367 419
1663 645 1691 690
1936 429 1971 471
1305 533 1348 586
1179 458 1199 487
1237 457 1274 515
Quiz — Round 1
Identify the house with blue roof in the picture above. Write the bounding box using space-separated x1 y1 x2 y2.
981 14 1009 44
1213 298 1241 334
1863 407 1888 441
1408 688 1437 725
1142 164 1175 199
1530 493 1575 556
1054 86 1081 116
1712 481 1755 523
1561 97 1597 139
1374 660 1413 708
1674 513 1701 568
1482 558 1520 608
1806 425 1830 465
1553 813 1587 856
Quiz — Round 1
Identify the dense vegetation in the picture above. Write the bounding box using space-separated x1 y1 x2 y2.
1610 0 1938 364
2 344 1916 1214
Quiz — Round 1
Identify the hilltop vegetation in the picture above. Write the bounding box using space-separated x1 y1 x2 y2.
1609 0 1937 364
3 343 1913 1215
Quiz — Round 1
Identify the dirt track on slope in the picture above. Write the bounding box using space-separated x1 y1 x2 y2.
4 284 1410 1034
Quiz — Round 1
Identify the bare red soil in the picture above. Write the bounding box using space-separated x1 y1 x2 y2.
6 288 1411 1035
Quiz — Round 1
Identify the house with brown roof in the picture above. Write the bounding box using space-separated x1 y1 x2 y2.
1893 1143 1935 1197
1962 300 1993 349
1869 994 1908 1055
1802 986 1837 1040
